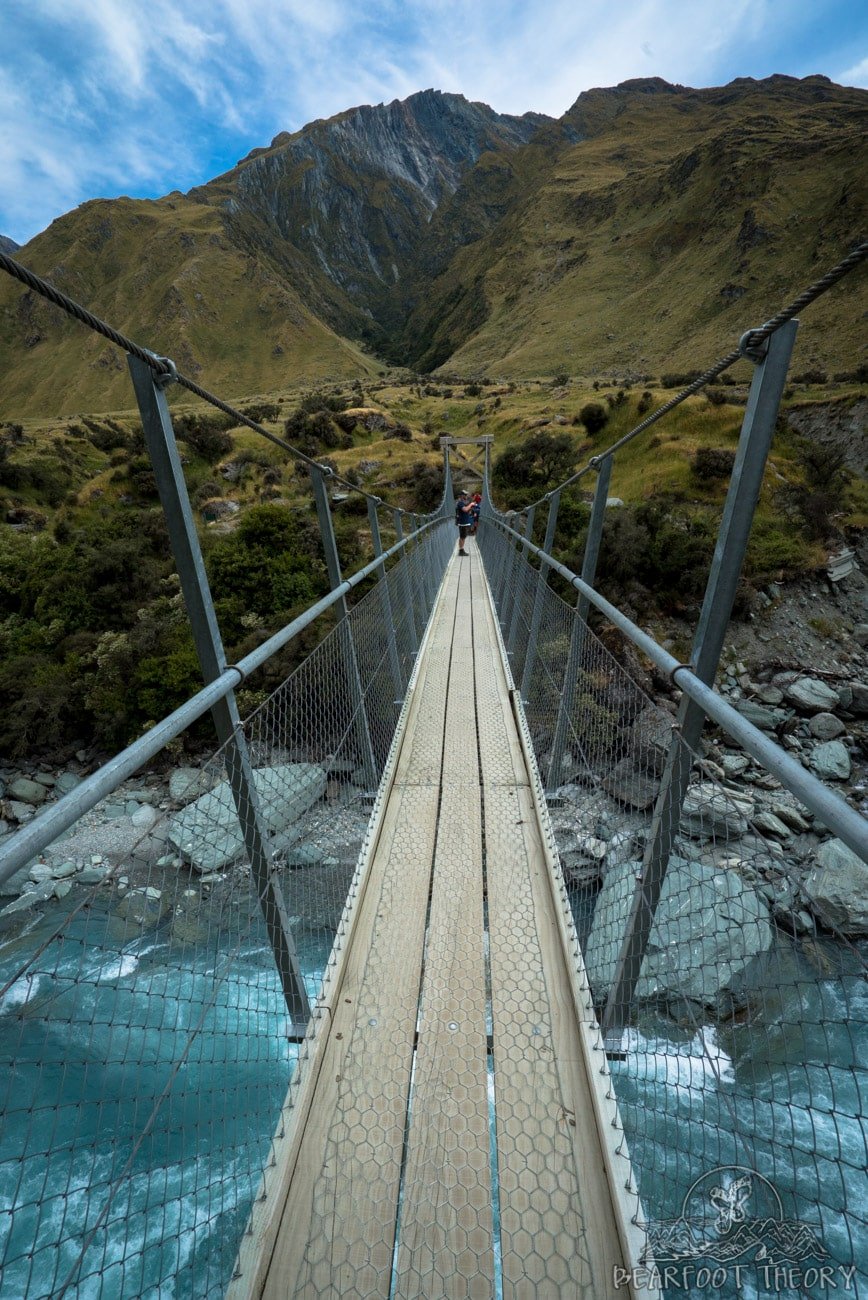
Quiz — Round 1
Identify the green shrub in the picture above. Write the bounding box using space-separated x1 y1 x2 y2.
578 403 609 435
174 411 234 462
692 447 736 481
493 431 577 491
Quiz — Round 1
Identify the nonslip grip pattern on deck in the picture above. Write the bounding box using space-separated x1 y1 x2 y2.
257 546 626 1298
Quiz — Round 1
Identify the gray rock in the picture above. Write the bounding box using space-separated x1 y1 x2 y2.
785 677 841 713
169 767 207 805
802 839 868 935
168 763 328 872
130 805 159 831
0 865 32 896
680 782 753 839
809 741 852 781
116 886 171 929
721 754 750 779
808 712 845 741
6 801 36 822
770 803 812 832
601 758 659 809
850 683 868 716
55 772 83 796
735 700 785 731
585 855 772 1007
0 881 56 915
7 777 50 805
78 866 109 884
628 706 674 776
854 624 868 648
754 684 784 705
751 811 792 840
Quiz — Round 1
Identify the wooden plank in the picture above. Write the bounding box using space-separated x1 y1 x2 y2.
507 700 655 1299
469 558 527 786
261 784 440 1299
475 558 637 1298
393 569 493 1298
485 780 599 1298
392 784 493 1300
255 572 464 1298
498 785 629 1297
395 561 459 787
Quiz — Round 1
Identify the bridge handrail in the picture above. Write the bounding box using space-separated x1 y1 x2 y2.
493 513 868 864
0 516 445 886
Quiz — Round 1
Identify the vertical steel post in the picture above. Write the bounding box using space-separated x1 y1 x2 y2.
602 321 799 1035
521 490 561 701
394 509 421 655
127 356 309 1030
311 468 378 789
547 457 612 792
367 498 403 702
507 506 535 669
496 511 518 617
442 439 454 512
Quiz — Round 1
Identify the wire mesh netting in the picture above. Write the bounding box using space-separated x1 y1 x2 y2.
478 518 868 1297
0 520 453 1299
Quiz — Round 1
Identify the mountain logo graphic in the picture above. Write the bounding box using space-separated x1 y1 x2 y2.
644 1165 828 1267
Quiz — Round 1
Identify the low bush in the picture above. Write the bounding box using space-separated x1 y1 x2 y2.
692 447 736 481
578 402 609 435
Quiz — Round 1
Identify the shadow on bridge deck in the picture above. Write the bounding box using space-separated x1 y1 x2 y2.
228 544 649 1299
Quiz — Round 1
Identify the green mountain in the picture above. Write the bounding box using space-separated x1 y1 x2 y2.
0 76 865 420
400 76 868 376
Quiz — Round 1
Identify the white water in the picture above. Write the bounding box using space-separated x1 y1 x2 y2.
1 906 865 1298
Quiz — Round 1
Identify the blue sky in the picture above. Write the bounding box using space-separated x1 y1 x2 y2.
1 0 866 246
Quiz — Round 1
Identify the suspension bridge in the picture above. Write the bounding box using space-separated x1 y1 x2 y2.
0 245 866 1299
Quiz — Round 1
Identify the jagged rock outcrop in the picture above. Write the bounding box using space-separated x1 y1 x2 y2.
193 89 548 333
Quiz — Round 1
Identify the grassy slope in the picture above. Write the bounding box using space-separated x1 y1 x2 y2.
404 79 868 378
0 196 380 421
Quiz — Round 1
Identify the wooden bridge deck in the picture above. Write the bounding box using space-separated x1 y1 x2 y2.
230 546 645 1299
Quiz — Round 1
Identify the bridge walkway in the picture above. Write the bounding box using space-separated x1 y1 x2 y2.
231 545 639 1299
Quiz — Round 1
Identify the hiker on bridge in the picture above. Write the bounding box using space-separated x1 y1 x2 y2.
455 490 473 555
470 492 482 535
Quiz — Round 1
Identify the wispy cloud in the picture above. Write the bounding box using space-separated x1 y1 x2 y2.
0 0 865 244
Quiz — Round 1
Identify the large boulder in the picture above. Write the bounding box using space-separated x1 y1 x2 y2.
168 763 327 872
809 741 851 781
802 839 868 935
7 777 49 805
584 855 772 1008
679 782 754 840
784 677 841 713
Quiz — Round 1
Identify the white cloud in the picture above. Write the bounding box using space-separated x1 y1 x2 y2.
0 0 864 244
838 55 868 87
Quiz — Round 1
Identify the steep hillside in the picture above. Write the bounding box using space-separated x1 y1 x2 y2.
0 196 379 418
0 236 19 255
0 77 865 421
191 89 548 338
401 76 868 376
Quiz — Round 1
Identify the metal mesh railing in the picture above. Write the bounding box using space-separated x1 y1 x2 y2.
0 521 452 1299
478 519 868 1296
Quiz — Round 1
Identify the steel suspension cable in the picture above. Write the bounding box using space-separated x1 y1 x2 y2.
0 250 427 519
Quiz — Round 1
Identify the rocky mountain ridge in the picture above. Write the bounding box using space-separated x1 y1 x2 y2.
0 75 866 418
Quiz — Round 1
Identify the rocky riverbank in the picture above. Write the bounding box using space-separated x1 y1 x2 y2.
0 756 373 943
